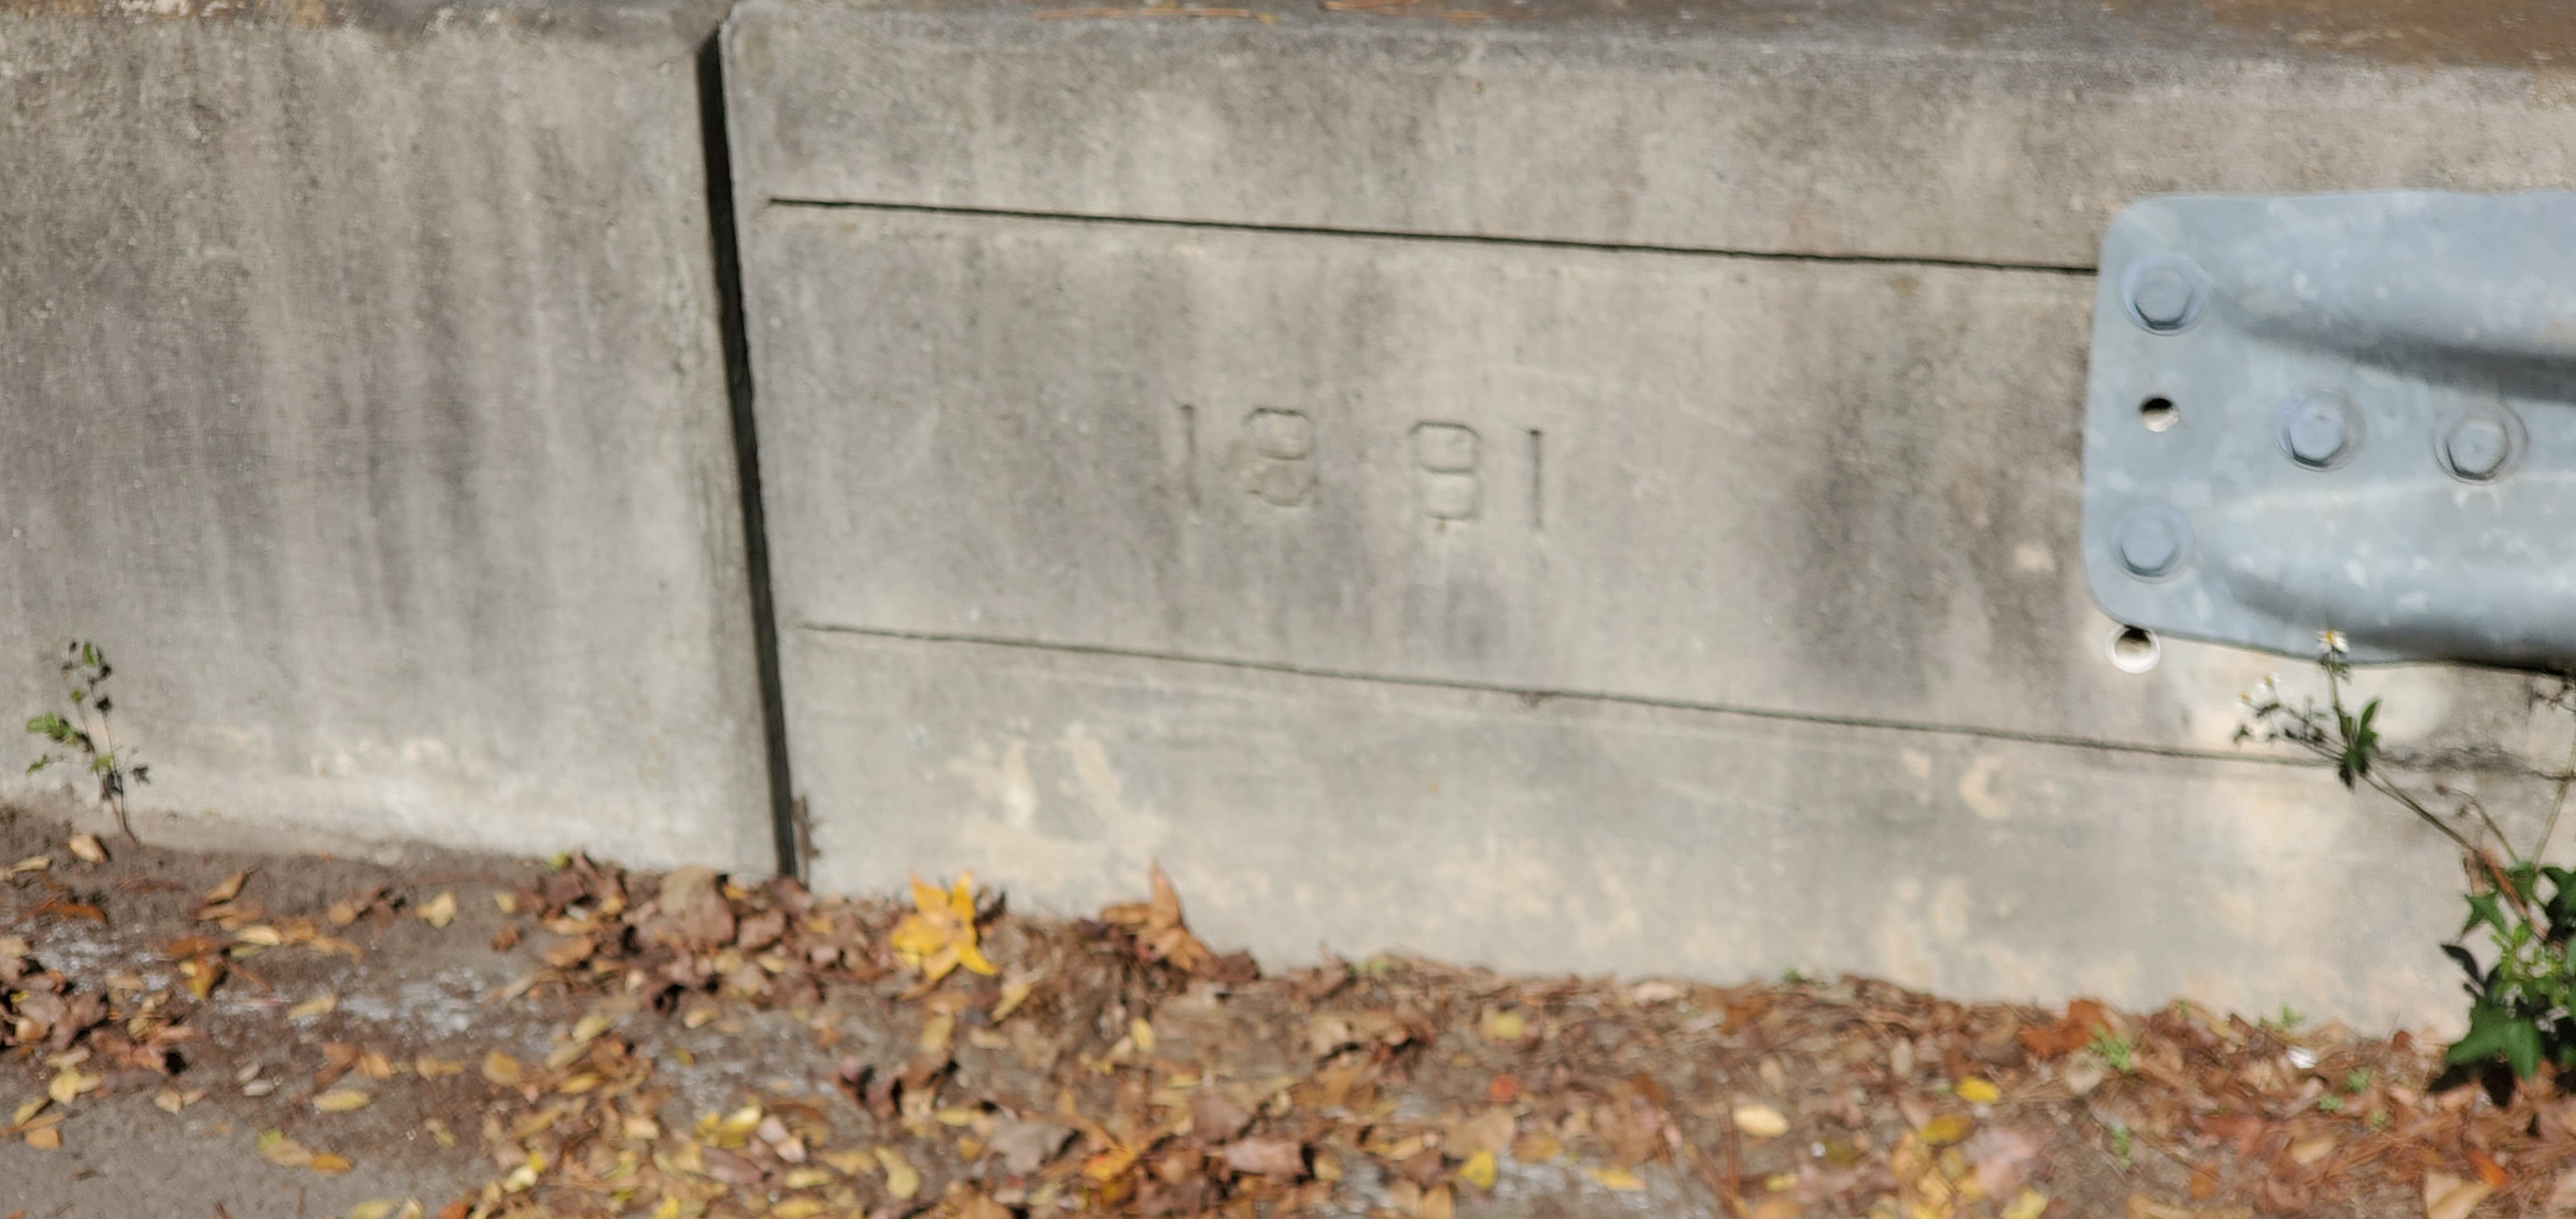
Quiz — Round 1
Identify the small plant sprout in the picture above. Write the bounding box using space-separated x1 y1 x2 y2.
2088 1029 2136 1074
24 640 148 843
2239 632 2576 1080
2345 1068 2374 1094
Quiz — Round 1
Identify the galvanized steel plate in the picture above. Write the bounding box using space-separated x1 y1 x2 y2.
2084 192 2576 670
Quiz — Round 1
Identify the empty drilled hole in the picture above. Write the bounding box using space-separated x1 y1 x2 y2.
2139 397 2179 433
2108 625 2161 674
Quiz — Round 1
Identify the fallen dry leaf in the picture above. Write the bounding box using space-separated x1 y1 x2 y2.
258 1131 316 1167
481 1052 522 1086
888 873 996 982
65 834 103 864
1587 1165 1646 1192
1733 1102 1790 1138
877 1145 922 1200
1457 1149 1498 1191
288 994 338 1020
1224 1137 1305 1177
1097 862 1216 974
418 891 457 929
204 871 248 903
23 1126 59 1149
314 1089 372 1113
2425 1172 2494 1219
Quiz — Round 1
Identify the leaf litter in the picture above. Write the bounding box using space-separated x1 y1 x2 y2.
0 818 2570 1217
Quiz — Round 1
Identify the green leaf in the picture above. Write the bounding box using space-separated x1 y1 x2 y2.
2510 861 2543 904
2467 893 2511 939
2448 1001 2517 1066
2504 1017 2544 1078
24 758 46 775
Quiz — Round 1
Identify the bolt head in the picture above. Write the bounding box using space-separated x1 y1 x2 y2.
2130 269 2196 329
2115 512 2185 578
2284 401 2350 466
2445 418 2511 479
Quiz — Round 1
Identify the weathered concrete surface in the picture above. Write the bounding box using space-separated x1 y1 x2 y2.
0 4 773 870
794 629 2552 1034
724 0 2576 268
726 0 2576 1026
740 205 2549 760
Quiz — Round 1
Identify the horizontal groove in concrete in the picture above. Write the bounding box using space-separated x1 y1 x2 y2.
797 620 2320 769
762 197 2102 275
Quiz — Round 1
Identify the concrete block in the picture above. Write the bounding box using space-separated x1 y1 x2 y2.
740 204 2542 758
0 3 772 869
724 0 2576 268
795 627 2504 1034
724 0 2575 1022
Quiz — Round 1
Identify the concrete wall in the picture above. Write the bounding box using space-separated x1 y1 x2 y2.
724 0 2576 1031
0 0 776 870
7 0 2574 1031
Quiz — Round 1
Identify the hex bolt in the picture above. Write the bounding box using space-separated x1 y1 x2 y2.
2444 417 2511 480
2115 511 2186 579
2282 398 2352 467
2129 267 2198 331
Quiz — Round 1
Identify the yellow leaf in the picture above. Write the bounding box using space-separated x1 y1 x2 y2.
236 924 286 947
992 975 1039 1023
12 1096 48 1126
2427 1174 2496 1219
1130 1017 1156 1054
890 872 995 979
348 1202 401 1219
1733 1103 1790 1139
877 1146 921 1200
415 1056 464 1078
1587 1165 1646 1192
1478 1009 1528 1043
2000 1189 2049 1219
48 1071 99 1105
23 1125 59 1149
204 870 248 902
919 1011 956 1054
1919 1113 1974 1146
66 834 105 864
1956 1078 2001 1104
259 1132 316 1167
821 1149 870 1176
288 994 338 1020
1457 1150 1498 1191
418 891 458 929
155 1087 187 1114
180 956 223 999
314 1089 372 1112
1084 1142 1142 1182
772 1201 827 1219
482 1052 523 1086
8 854 51 875
783 1167 836 1189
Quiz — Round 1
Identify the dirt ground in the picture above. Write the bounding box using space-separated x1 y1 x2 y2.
0 804 2556 1219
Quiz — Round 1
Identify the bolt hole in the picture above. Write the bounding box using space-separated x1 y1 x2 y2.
2108 625 2161 674
2139 397 2179 433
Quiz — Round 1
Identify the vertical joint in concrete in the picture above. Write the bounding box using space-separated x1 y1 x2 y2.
696 33 802 880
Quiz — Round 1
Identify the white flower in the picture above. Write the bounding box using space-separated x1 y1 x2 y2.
2287 1046 2317 1070
2239 674 2280 709
2318 629 2349 656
